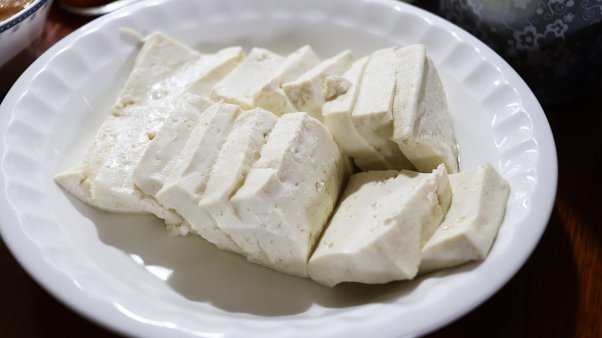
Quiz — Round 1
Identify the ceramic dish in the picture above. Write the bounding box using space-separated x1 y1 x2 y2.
0 0 557 337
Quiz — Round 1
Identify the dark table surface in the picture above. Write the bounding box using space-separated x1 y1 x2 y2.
1 2 601 338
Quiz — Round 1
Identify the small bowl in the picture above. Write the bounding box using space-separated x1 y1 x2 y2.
0 0 53 67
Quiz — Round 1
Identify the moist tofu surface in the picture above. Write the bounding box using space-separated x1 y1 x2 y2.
211 48 286 109
195 108 278 254
230 112 349 277
133 94 212 196
153 102 241 245
420 163 510 273
392 45 458 173
184 46 245 98
252 45 320 115
113 32 202 115
308 165 451 287
283 50 354 120
323 56 392 171
351 48 413 170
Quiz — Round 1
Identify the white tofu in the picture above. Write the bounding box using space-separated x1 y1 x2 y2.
211 48 285 109
90 105 183 224
308 165 451 287
323 56 392 171
252 45 320 115
230 112 350 277
392 45 458 173
54 116 125 207
184 46 245 98
420 163 510 273
133 94 212 196
154 101 241 249
198 108 278 256
351 48 413 170
283 50 354 120
113 32 201 115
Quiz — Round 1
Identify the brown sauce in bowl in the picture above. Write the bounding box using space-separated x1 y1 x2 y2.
0 0 34 22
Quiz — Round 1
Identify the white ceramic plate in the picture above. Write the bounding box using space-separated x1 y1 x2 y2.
0 0 557 337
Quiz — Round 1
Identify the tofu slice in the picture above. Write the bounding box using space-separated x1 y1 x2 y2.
392 45 459 173
113 32 201 115
283 50 354 120
351 48 414 170
323 56 392 171
54 116 125 207
198 108 278 256
230 112 350 277
133 94 212 196
420 163 510 273
154 101 241 248
212 46 319 115
184 46 245 98
308 165 451 287
89 105 182 223
211 48 285 110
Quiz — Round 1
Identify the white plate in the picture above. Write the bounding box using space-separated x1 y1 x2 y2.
0 0 557 337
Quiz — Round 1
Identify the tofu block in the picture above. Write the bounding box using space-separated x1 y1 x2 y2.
351 48 413 170
113 32 201 115
420 163 510 273
211 48 285 109
323 56 392 171
308 165 451 287
133 94 212 196
283 50 354 120
253 45 320 115
198 108 278 256
392 45 458 173
185 46 245 98
154 101 241 246
230 112 350 277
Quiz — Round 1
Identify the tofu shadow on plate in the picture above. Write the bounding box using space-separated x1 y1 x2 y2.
71 195 481 316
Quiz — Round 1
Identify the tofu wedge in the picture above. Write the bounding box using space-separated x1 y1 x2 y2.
283 50 354 120
323 56 392 171
253 45 320 115
154 101 241 244
198 108 278 257
308 164 451 287
230 112 350 277
133 94 212 196
184 46 245 98
351 48 414 170
80 104 182 225
392 45 458 173
212 47 319 115
113 32 202 115
420 163 510 273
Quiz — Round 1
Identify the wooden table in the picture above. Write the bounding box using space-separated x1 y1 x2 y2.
1 3 600 337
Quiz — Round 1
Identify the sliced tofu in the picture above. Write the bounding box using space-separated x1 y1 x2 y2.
184 46 245 98
392 45 458 173
253 45 320 115
90 105 183 224
351 48 413 170
133 94 212 196
154 101 241 248
54 116 125 206
211 48 285 110
308 164 451 287
198 108 278 256
230 112 350 277
420 163 510 273
113 32 201 115
283 50 354 120
322 56 392 171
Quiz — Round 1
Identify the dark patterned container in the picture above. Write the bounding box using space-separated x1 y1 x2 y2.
439 0 602 106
